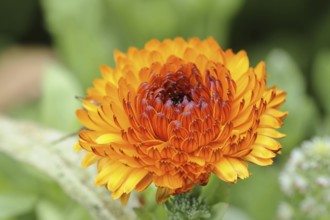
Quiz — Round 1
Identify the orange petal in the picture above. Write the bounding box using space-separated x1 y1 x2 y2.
135 174 153 192
107 165 132 195
255 135 282 151
188 156 206 166
265 108 288 119
112 169 149 200
254 61 266 80
156 187 172 204
245 154 273 166
250 145 277 159
257 128 286 139
227 158 249 179
259 114 282 128
120 169 149 194
95 133 123 144
76 109 101 131
120 193 131 205
74 142 82 151
225 50 249 80
94 162 122 186
82 152 100 168
213 157 238 183
153 174 183 189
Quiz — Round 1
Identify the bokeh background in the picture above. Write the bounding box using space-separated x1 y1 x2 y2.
1 0 330 219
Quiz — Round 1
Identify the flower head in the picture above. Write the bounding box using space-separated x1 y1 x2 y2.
165 193 211 220
75 37 287 204
279 137 330 219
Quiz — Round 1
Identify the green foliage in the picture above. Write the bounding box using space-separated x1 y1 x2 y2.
265 49 320 152
8 62 83 133
201 175 230 206
104 0 243 47
313 50 330 114
0 0 38 41
40 0 243 88
210 202 229 220
222 206 251 220
0 193 37 219
40 0 115 88
165 193 211 220
135 178 229 220
133 185 168 220
134 207 156 220
202 176 230 220
40 61 83 132
0 153 92 220
318 115 330 136
229 166 283 220
162 184 229 220
35 200 90 220
2 0 330 220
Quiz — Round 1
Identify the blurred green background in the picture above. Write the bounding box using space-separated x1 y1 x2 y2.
0 0 330 219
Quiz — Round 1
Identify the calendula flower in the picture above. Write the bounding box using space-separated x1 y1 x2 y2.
75 37 287 205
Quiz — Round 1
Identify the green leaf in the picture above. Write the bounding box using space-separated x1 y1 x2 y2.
266 49 320 151
222 206 251 220
228 166 282 220
8 101 43 125
40 0 244 89
247 33 311 72
266 49 305 100
280 96 320 153
0 153 51 194
210 202 228 220
40 61 83 132
134 208 155 220
204 0 244 46
313 11 330 49
36 200 64 220
316 114 330 136
40 0 116 88
139 185 158 210
0 193 37 219
201 174 230 206
63 204 91 220
152 204 168 220
312 49 330 114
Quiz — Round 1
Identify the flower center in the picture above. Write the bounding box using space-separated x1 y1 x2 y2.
159 72 193 105
140 62 204 110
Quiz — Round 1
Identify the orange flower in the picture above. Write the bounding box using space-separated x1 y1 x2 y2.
75 37 287 204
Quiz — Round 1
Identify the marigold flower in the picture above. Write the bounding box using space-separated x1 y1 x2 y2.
75 37 287 204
